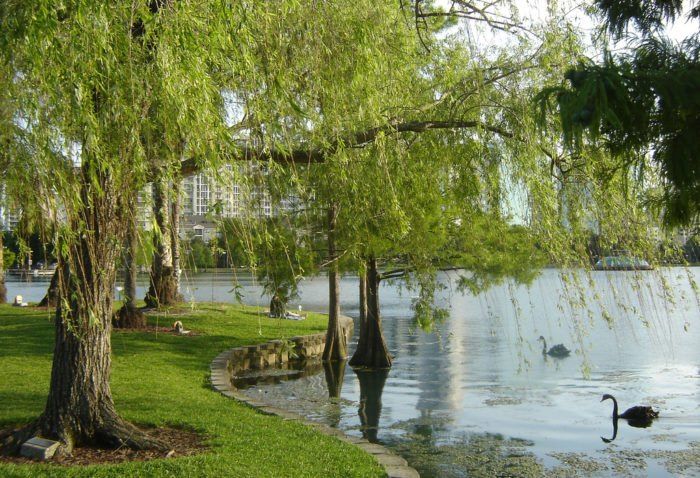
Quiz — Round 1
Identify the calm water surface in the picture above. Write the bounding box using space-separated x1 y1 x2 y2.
7 268 700 476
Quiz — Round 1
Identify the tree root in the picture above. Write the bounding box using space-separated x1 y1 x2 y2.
0 421 42 456
113 304 146 329
1 415 168 458
96 417 169 452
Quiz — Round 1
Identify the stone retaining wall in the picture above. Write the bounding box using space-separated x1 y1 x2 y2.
226 328 337 376
210 315 420 478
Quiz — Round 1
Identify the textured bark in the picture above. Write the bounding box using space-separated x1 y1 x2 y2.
2 165 165 456
349 257 392 368
115 208 145 329
145 177 181 308
269 294 285 317
359 270 368 323
0 232 6 304
322 205 347 361
38 269 60 308
170 179 181 295
355 367 389 443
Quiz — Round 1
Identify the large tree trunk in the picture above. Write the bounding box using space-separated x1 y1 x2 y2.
349 267 368 363
2 166 164 456
115 206 145 329
354 367 389 443
38 268 60 308
145 177 181 308
0 231 6 304
349 257 392 368
358 266 368 340
322 204 347 361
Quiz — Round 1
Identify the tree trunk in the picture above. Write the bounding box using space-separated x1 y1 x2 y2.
349 257 392 368
358 266 368 339
269 293 286 318
38 268 60 308
145 177 181 308
170 179 181 295
349 267 368 364
115 206 145 329
355 367 389 443
0 231 6 304
2 167 164 456
322 204 347 361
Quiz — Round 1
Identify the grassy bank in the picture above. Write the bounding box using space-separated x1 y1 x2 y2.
0 304 384 477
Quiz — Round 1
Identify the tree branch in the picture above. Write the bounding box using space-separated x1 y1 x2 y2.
178 119 513 177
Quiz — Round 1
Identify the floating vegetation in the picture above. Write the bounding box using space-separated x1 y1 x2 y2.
547 453 606 476
390 431 544 478
386 422 700 478
484 396 523 406
547 445 700 478
648 441 700 476
650 433 680 443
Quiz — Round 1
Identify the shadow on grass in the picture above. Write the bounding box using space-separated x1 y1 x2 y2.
108 307 329 374
0 390 46 417
0 320 54 359
111 333 243 373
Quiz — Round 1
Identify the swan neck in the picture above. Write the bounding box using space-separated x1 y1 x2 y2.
541 339 547 354
611 396 619 418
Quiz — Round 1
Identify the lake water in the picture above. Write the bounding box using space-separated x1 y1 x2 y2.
7 268 700 476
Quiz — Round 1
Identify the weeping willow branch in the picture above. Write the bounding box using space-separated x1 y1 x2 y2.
178 119 514 177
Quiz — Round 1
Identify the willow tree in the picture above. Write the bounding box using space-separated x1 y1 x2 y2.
207 0 612 365
0 1 236 454
334 0 671 369
307 4 596 368
3 0 485 453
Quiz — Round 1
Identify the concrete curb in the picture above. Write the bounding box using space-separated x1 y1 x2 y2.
209 317 420 478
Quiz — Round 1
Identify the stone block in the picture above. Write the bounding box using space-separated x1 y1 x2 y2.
374 453 408 467
20 437 60 460
385 465 420 478
248 355 263 369
357 442 390 455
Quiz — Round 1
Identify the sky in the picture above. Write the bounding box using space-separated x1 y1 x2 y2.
434 0 698 49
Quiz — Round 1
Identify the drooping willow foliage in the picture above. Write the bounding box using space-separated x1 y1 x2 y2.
200 1 682 328
0 0 684 382
537 0 700 225
0 1 678 319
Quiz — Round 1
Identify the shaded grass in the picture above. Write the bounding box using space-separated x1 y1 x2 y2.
0 304 384 477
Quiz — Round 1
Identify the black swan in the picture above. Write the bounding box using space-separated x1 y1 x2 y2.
538 336 570 357
601 394 659 421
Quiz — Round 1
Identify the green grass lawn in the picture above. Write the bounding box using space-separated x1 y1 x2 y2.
0 304 384 477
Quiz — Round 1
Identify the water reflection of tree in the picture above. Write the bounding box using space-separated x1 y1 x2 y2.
354 368 390 443
323 359 346 400
322 360 346 428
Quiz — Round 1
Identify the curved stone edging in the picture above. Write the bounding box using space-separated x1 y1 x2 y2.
209 315 420 478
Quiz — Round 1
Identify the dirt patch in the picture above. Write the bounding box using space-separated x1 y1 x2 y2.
113 325 202 336
0 425 208 466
